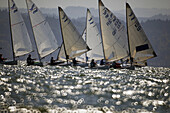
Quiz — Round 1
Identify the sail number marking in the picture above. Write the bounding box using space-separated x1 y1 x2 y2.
102 8 122 36
129 11 141 31
29 4 38 14
11 1 18 13
62 14 70 24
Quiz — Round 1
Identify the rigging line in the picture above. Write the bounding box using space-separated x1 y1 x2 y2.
11 21 23 26
32 20 46 28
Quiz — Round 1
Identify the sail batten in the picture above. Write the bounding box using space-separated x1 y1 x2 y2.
11 21 24 26
99 0 129 62
9 0 33 58
26 0 59 59
32 20 46 28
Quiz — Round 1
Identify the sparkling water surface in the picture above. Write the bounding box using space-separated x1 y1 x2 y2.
0 62 169 113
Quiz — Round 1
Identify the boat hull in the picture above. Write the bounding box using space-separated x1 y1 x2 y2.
48 61 65 66
58 62 71 66
27 62 43 67
72 63 88 67
0 60 17 65
85 65 110 69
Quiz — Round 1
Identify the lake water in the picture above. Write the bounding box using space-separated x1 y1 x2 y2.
0 63 169 113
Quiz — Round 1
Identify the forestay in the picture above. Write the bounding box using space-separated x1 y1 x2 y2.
99 0 128 62
58 7 90 59
126 3 156 62
26 0 59 59
9 0 33 57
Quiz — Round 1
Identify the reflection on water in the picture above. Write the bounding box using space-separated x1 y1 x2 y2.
0 63 169 112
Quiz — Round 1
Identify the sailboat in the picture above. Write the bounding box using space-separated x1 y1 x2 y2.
126 3 157 67
98 0 129 64
76 8 110 69
58 7 90 65
80 9 104 63
0 0 33 65
26 0 60 66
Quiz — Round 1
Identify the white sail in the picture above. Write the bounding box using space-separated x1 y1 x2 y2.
77 9 104 63
86 9 104 61
9 0 33 57
58 7 90 59
99 0 128 62
26 0 59 59
126 3 157 62
76 28 87 62
58 43 67 61
82 28 87 43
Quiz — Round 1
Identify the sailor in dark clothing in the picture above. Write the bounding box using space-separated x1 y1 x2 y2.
90 59 96 68
50 57 55 65
27 54 35 66
100 59 104 65
50 57 59 65
72 58 77 66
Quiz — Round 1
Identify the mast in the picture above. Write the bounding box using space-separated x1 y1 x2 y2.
98 0 106 62
84 28 87 63
58 7 69 64
85 9 88 63
26 0 41 62
8 0 15 61
126 2 133 66
56 45 62 60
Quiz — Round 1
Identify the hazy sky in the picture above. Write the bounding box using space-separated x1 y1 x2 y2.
0 0 170 11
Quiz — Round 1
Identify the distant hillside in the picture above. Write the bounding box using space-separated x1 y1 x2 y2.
0 10 170 67
2 6 170 21
64 6 170 20
64 6 125 19
117 8 170 17
149 14 170 21
141 20 170 67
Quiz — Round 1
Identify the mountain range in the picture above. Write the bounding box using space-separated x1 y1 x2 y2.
0 8 170 67
1 6 170 21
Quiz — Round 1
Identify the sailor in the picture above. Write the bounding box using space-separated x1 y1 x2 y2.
27 54 35 66
86 56 88 63
0 54 7 62
50 57 55 65
110 61 121 68
90 59 96 68
110 61 116 68
100 59 104 65
50 57 64 65
124 59 129 64
72 58 77 66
